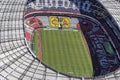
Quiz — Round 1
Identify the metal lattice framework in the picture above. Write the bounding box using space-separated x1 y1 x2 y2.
0 0 120 80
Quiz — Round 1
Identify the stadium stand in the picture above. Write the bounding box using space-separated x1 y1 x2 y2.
99 0 120 39
80 17 120 76
0 0 120 80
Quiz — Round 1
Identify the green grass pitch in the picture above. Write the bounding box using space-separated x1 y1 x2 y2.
33 31 38 56
33 29 93 77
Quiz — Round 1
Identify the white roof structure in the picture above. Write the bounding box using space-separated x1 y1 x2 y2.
0 0 120 80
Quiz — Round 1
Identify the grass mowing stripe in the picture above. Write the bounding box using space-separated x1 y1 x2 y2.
33 31 38 56
80 31 93 76
41 30 93 77
74 31 84 75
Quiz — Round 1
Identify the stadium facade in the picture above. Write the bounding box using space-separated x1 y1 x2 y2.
0 0 120 80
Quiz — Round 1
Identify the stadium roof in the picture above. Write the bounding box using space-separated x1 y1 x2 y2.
0 0 120 80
